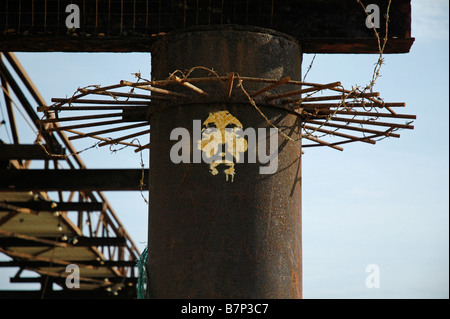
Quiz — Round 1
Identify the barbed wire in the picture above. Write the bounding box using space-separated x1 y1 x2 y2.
31 0 399 196
302 0 393 141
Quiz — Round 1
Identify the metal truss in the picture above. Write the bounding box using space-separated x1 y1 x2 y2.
0 52 141 299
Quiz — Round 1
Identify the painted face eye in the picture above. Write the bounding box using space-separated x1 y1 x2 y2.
226 123 238 129
202 123 218 135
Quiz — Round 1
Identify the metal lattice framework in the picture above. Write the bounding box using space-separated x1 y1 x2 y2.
0 52 141 298
37 72 416 153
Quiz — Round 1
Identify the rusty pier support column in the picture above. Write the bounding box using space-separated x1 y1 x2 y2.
148 27 303 299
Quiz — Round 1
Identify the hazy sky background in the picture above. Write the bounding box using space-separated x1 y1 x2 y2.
0 0 448 298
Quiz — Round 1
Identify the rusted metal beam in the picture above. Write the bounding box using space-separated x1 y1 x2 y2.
0 169 148 191
0 236 127 247
0 247 94 269
0 200 105 212
0 56 19 144
0 1 413 53
0 260 136 268
0 202 39 215
0 212 19 227
1 52 85 170
9 276 138 285
0 36 415 54
0 144 65 160
0 229 70 248
0 55 63 156
0 288 136 299
300 37 415 54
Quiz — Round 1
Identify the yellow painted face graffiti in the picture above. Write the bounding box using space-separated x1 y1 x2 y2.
197 110 248 182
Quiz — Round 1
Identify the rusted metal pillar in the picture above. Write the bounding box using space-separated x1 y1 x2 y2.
148 27 302 299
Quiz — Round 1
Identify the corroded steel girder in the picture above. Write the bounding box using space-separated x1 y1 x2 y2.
0 1 413 53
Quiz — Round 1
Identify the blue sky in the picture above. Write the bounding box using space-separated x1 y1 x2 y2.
0 0 448 298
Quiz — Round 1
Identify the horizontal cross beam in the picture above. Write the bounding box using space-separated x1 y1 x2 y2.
0 36 415 54
0 144 66 160
10 276 138 285
0 1 413 53
0 260 137 268
0 201 105 212
0 288 136 299
0 169 148 191
0 236 127 247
